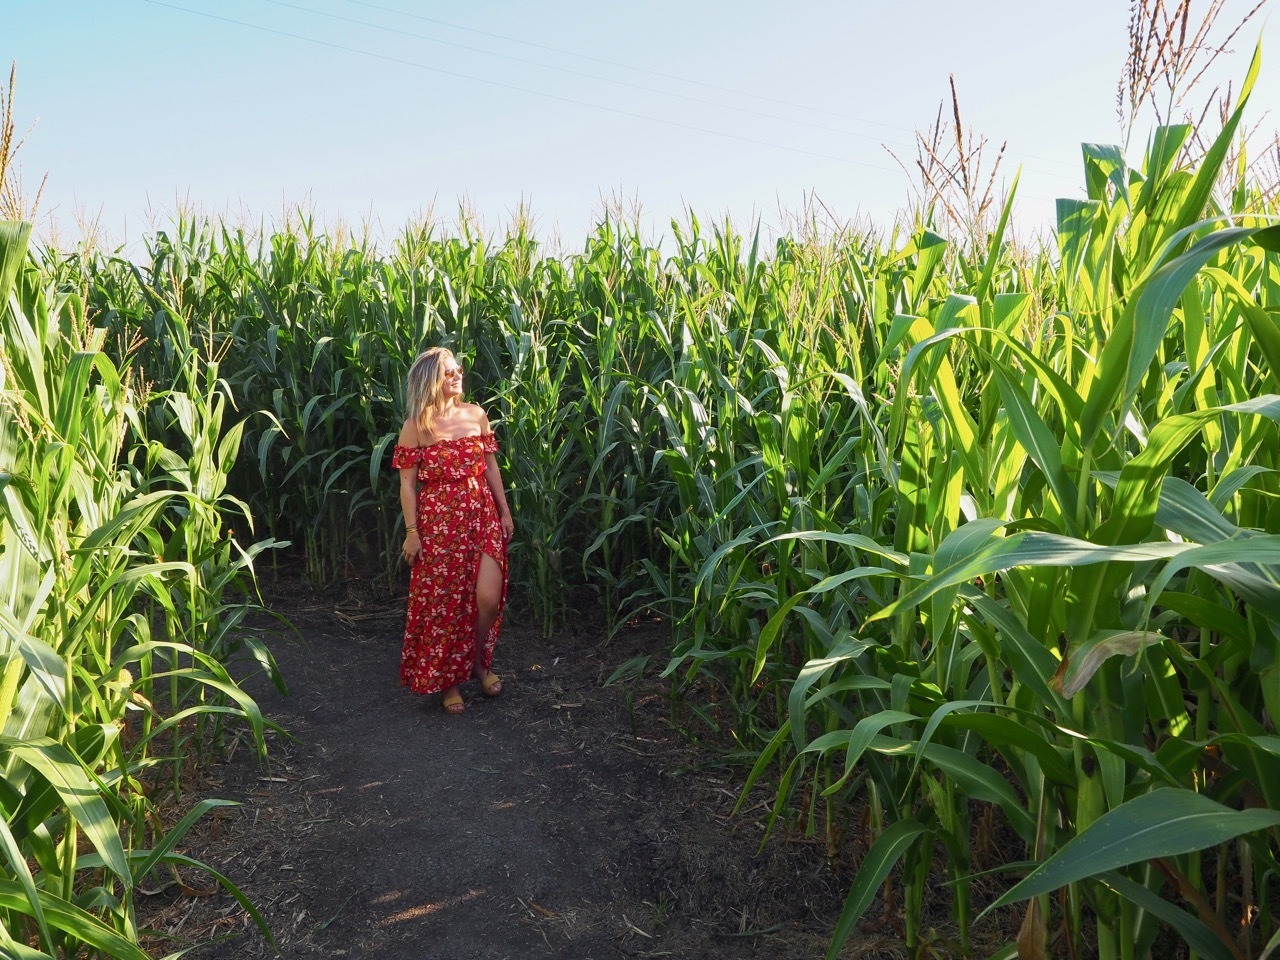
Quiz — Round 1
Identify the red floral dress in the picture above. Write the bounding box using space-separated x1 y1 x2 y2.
392 434 507 695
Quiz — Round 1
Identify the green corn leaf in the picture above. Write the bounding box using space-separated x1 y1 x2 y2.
1206 267 1280 393
0 737 131 884
0 880 150 960
1101 872 1238 960
1082 142 1130 205
1259 926 1280 960
135 798 239 883
826 819 929 960
767 530 908 568
985 789 1280 914
788 637 876 752
1155 591 1250 645
937 711 1075 786
1097 392 1280 549
871 530 1182 623
961 589 1068 712
976 172 1020 302
1081 225 1280 450
989 364 1080 534
1208 465 1275 511
807 710 916 795
914 741 1036 837
1165 41 1262 251
0 221 32 305
1056 199 1102 290
752 592 807 684
0 815 53 952
1149 476 1236 543
1143 535 1280 624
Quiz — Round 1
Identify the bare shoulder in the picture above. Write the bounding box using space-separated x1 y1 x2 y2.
397 418 424 447
464 403 492 432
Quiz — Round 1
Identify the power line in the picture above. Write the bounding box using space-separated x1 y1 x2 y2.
341 0 912 133
142 0 911 172
141 0 902 173
262 0 918 151
262 0 1079 183
339 0 1082 173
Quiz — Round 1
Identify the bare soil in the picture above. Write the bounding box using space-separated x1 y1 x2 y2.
139 594 920 960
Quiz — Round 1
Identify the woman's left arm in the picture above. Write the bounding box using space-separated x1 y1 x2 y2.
479 409 514 540
484 453 514 540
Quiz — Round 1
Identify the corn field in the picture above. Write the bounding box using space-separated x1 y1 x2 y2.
5 46 1280 960
0 217 281 957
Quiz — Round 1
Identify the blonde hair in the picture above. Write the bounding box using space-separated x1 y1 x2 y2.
405 347 456 436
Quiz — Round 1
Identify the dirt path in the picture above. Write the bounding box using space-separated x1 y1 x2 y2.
149 598 885 960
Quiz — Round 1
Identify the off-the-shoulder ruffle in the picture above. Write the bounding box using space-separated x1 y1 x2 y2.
391 444 423 469
391 434 498 469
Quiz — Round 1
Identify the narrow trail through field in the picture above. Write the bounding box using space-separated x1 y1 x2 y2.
166 599 858 960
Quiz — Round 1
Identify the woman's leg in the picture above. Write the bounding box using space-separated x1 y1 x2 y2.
472 552 504 692
474 552 503 638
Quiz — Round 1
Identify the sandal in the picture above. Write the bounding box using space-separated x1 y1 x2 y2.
479 672 503 698
442 692 466 715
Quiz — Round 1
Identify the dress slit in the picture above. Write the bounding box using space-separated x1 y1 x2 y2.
472 550 507 673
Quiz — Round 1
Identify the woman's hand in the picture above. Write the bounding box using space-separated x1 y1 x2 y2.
402 530 422 565
500 512 514 541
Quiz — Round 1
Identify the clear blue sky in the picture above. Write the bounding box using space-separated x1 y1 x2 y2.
8 1 1280 247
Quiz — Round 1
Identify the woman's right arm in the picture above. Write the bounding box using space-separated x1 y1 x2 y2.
397 420 423 564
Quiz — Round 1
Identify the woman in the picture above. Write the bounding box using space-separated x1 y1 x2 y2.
392 347 514 714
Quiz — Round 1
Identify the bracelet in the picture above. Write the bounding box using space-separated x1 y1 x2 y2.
405 525 417 534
